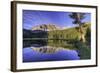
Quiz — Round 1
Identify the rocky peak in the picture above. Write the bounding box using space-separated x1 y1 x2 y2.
31 24 60 31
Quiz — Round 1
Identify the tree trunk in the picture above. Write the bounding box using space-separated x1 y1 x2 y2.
80 33 85 42
79 25 86 43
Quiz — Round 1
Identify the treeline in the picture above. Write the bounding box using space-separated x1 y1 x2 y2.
48 23 90 41
23 23 90 41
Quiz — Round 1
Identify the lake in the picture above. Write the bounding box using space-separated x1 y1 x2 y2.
23 44 80 62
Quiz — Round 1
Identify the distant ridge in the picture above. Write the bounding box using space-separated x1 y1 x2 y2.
31 24 60 31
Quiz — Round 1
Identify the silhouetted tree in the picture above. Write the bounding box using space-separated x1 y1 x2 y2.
69 13 86 42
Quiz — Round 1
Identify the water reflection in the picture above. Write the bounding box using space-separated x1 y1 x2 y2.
23 47 80 62
23 39 80 62
31 46 65 53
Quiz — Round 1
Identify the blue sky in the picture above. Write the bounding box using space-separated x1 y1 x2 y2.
23 10 91 30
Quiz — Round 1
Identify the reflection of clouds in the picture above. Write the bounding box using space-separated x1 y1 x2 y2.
23 47 80 62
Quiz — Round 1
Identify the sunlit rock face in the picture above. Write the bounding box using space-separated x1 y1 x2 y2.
31 24 60 31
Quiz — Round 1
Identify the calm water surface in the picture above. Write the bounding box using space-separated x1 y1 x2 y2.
23 47 80 62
